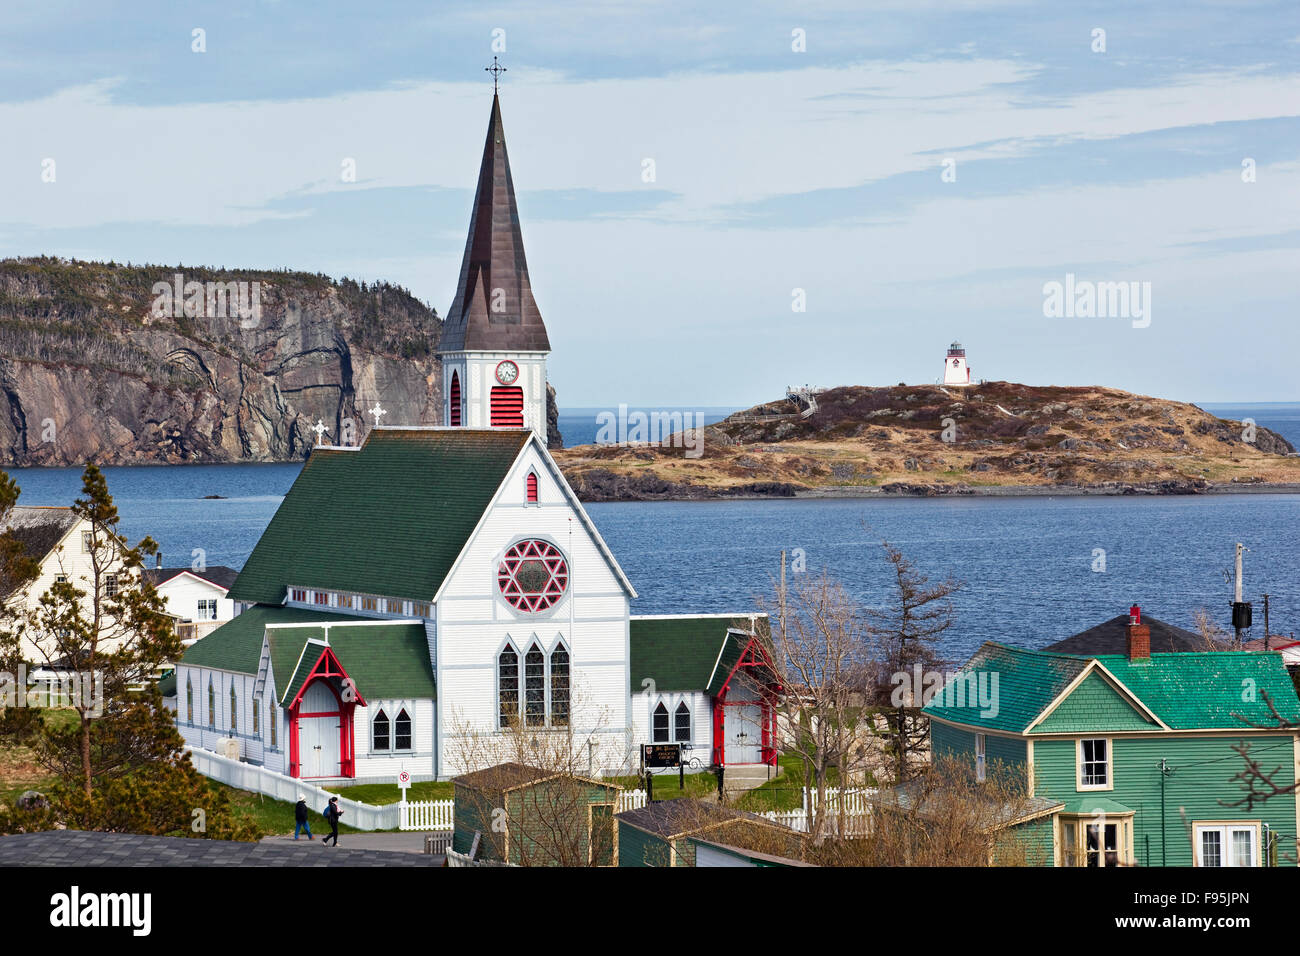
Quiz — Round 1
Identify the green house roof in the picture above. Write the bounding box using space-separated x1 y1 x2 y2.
266 623 435 705
924 642 1088 734
228 428 531 605
181 604 359 675
629 616 759 693
926 641 1300 734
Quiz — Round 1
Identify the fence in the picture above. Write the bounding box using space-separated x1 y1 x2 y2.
186 746 402 831
400 798 454 831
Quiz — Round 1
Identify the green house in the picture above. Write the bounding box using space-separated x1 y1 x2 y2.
924 627 1300 867
451 762 621 866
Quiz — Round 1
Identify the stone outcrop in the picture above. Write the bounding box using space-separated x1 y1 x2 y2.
0 258 442 465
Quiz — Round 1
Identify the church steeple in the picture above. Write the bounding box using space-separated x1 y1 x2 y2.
439 92 550 353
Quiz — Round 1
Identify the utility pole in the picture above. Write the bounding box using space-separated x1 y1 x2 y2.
1232 543 1247 649
779 549 787 644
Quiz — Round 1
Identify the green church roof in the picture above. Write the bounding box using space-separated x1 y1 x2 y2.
629 616 759 694
181 604 359 675
227 428 531 606
926 641 1300 734
267 623 435 705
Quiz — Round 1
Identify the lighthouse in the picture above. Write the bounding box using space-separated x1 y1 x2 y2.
943 341 972 386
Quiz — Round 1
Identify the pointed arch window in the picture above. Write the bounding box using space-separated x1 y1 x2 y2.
269 701 278 748
449 371 462 427
652 702 670 743
185 677 193 724
675 702 691 743
395 708 412 750
550 644 570 727
499 644 519 728
526 471 539 503
525 644 545 727
207 679 215 729
373 709 390 751
230 684 238 733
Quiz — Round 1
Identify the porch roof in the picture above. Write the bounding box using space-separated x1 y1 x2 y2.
267 623 435 707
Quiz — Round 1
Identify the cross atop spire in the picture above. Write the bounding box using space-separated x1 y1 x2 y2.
485 56 506 93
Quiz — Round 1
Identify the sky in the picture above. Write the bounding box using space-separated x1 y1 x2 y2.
1 0 1297 407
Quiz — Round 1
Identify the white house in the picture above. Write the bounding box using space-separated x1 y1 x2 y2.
144 565 239 642
170 89 781 784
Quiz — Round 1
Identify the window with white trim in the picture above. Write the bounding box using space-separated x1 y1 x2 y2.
186 677 193 723
498 644 519 728
229 683 237 732
524 644 546 727
1194 824 1258 867
674 702 691 743
269 701 277 748
1059 815 1131 867
207 679 215 729
395 708 412 750
373 709 390 750
652 702 669 743
550 644 570 727
1078 738 1110 789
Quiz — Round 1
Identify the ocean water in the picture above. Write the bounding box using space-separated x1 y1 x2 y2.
556 407 739 447
5 403 1297 664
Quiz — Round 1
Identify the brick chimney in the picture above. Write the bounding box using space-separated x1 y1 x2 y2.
1126 604 1150 660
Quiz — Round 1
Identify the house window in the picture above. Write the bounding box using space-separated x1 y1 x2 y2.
229 684 237 732
186 677 193 723
1079 738 1110 789
197 599 217 620
550 644 570 727
269 702 277 748
674 702 691 743
252 697 260 736
372 709 390 751
653 702 669 743
1194 824 1258 867
499 644 519 728
1059 815 1131 867
526 472 538 503
395 709 412 750
82 531 93 552
207 680 215 729
105 574 119 598
524 644 545 727
975 733 986 782
55 575 68 585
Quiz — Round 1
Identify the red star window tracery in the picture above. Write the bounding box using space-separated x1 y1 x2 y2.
497 539 569 612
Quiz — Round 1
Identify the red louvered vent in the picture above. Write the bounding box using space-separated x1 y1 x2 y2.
526 472 538 502
449 372 462 427
490 386 524 427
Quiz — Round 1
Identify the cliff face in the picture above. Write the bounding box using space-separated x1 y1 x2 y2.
0 258 443 465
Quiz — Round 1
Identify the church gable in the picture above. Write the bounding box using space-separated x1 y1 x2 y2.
1031 669 1159 734
227 428 530 606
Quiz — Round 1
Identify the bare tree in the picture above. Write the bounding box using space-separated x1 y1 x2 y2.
759 570 877 843
445 689 631 867
868 542 960 785
815 755 1045 866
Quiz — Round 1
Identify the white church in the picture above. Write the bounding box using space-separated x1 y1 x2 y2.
171 89 780 783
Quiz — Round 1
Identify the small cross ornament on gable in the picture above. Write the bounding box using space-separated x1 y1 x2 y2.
311 420 328 446
368 402 386 429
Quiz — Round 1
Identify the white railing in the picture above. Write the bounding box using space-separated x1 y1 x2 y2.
618 789 647 813
399 798 454 831
185 746 401 831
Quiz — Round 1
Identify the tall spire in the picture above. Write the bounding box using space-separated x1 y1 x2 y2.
440 90 550 353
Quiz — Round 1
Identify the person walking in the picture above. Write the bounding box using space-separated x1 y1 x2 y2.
322 796 343 846
293 794 313 840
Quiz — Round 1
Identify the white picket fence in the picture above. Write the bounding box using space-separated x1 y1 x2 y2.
399 798 454 831
609 785 872 835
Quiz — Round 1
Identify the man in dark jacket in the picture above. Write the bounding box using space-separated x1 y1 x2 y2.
322 797 343 846
293 795 313 840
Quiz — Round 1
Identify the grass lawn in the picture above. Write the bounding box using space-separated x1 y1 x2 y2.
212 780 366 838
333 779 454 804
608 770 719 801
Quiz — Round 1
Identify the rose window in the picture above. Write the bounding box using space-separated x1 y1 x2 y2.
497 539 569 611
